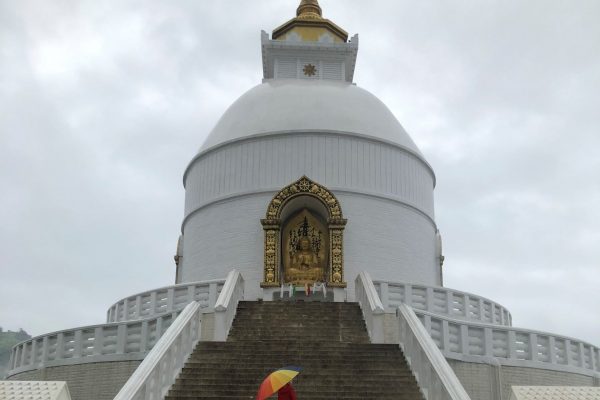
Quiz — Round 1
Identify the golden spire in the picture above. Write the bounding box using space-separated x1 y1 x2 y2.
297 0 322 20
272 0 348 42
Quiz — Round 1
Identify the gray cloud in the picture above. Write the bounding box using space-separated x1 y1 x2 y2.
1 0 599 347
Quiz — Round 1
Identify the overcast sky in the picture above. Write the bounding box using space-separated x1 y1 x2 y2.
1 0 599 347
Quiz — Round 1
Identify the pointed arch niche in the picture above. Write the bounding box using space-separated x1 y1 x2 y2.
261 176 347 288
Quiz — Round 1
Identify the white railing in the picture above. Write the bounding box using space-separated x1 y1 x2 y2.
415 309 600 377
113 301 202 400
8 312 180 376
374 280 512 326
398 304 472 400
106 279 225 323
214 270 244 341
355 271 385 343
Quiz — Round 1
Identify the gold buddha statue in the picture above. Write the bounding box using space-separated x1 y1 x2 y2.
286 236 325 283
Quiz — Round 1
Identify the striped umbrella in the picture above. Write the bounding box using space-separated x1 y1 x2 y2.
256 366 302 400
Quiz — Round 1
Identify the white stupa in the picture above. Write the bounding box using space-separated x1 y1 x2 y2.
6 2 599 400
177 2 441 300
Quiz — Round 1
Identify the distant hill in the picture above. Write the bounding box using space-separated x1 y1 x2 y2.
0 327 32 378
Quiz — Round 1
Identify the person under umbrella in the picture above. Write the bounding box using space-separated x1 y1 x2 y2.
256 366 301 400
278 382 297 400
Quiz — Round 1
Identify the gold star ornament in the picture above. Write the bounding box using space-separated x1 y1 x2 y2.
303 64 317 77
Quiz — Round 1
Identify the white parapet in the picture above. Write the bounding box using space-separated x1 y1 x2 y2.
355 271 385 344
8 312 180 377
397 303 472 400
373 280 512 326
510 386 600 400
106 279 225 323
113 301 203 400
0 381 71 400
214 270 245 341
414 309 600 377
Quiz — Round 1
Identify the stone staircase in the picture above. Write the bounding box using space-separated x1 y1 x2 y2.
166 301 424 399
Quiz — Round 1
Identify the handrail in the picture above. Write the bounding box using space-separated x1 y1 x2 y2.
214 270 244 341
8 312 180 377
413 309 600 377
106 279 225 323
113 301 202 400
355 271 385 343
398 303 472 400
373 280 512 326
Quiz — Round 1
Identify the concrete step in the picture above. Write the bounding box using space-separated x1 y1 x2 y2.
168 388 422 397
174 375 416 385
165 301 424 400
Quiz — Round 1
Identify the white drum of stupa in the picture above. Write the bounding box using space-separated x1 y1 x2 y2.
178 1 441 300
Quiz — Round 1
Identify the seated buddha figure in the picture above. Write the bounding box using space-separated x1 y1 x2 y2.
287 236 324 283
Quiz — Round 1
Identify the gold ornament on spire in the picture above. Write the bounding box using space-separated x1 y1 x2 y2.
297 0 322 20
272 0 348 43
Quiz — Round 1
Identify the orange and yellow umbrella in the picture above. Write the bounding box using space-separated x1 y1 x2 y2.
256 366 302 400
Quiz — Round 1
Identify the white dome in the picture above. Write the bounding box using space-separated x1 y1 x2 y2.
199 79 424 157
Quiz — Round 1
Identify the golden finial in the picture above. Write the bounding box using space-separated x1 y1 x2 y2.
297 0 322 20
272 0 348 42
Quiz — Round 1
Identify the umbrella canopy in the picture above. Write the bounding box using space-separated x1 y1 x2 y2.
256 366 302 400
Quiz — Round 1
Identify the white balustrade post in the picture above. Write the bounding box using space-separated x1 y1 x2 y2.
380 282 389 309
74 330 83 359
508 330 517 359
150 291 157 316
460 325 469 355
529 333 538 362
426 287 434 312
20 342 28 368
41 336 49 366
548 336 557 364
446 290 453 317
155 316 164 342
56 332 65 360
405 285 413 307
10 348 16 370
166 288 175 313
208 282 218 309
30 339 38 365
187 285 196 306
565 339 573 366
115 301 126 322
484 327 494 357
124 298 130 321
423 314 432 333
140 320 149 353
135 296 142 319
117 324 127 354
477 298 483 321
442 320 450 353
94 327 104 356
579 342 586 368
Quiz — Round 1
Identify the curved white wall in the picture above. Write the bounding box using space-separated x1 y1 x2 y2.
181 132 439 299
184 132 435 218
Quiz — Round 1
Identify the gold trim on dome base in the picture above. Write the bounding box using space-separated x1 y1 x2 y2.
261 176 347 289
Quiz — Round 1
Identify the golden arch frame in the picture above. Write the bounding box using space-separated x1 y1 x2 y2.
261 176 347 288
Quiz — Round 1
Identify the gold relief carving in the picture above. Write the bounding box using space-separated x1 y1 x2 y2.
261 176 346 288
283 209 328 285
262 228 280 287
329 230 344 286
